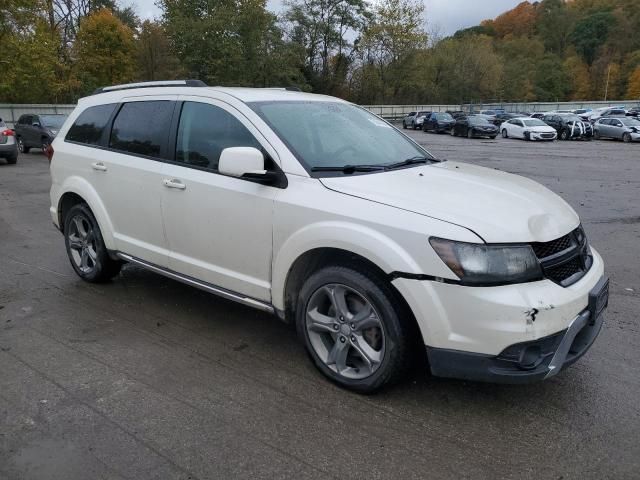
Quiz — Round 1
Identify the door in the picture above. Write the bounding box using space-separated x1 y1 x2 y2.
160 98 278 301
597 119 611 137
21 115 36 146
609 118 623 139
90 97 175 266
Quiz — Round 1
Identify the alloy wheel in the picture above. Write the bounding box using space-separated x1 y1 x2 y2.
305 283 385 380
67 214 98 274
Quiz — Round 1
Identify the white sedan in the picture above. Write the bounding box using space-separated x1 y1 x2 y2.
501 117 557 141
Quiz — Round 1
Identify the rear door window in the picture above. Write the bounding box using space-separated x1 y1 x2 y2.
66 104 117 146
109 101 174 158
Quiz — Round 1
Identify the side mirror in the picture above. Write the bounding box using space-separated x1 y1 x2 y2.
32 122 41 127
218 147 265 178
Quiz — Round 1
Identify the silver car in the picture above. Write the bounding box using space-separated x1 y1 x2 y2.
0 119 18 164
594 117 640 143
402 111 430 130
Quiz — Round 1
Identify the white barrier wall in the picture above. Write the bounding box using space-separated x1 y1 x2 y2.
0 104 76 127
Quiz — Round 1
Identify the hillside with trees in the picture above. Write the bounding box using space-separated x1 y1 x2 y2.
1 0 639 104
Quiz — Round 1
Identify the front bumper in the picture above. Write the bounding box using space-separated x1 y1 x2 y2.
392 248 606 382
530 132 557 141
426 289 605 383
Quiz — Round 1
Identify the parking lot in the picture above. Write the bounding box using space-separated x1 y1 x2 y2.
1 133 639 479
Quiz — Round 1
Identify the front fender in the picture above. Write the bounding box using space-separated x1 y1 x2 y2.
57 175 116 250
271 221 423 311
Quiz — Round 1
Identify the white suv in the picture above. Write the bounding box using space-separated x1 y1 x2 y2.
49 81 608 393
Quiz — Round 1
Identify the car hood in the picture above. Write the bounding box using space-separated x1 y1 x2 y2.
528 125 556 133
319 161 579 243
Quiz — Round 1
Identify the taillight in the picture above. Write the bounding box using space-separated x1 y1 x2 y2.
1 129 14 136
45 143 54 163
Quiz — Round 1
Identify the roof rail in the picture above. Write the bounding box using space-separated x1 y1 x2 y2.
92 79 207 95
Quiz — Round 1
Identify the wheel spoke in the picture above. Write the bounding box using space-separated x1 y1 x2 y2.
307 307 336 333
68 235 82 251
350 334 382 371
326 339 349 373
351 304 378 330
325 285 350 319
87 246 97 262
80 249 89 270
73 217 88 239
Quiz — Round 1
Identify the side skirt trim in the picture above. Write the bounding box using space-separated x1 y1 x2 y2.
116 252 275 314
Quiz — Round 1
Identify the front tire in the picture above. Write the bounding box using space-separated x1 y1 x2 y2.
560 129 569 140
502 129 508 138
296 265 413 393
64 204 122 283
402 121 407 129
467 128 474 139
17 137 30 154
623 133 632 143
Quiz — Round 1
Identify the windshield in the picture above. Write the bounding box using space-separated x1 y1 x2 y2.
469 116 492 126
249 101 434 173
436 113 454 121
562 115 582 123
39 115 67 129
621 118 640 126
522 119 547 127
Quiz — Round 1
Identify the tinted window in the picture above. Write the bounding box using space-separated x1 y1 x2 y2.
407 112 416 116
110 101 174 157
66 104 117 146
19 115 32 125
175 102 261 171
40 114 67 129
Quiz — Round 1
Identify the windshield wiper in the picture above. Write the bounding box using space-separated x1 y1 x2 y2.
311 165 387 174
384 156 431 170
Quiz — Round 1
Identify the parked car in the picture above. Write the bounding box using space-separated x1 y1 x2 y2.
493 112 527 126
0 119 18 164
446 110 465 119
451 115 499 138
50 80 608 393
501 117 557 141
574 108 592 119
587 107 626 123
402 111 430 130
542 114 593 140
594 117 640 142
422 112 455 133
530 112 546 120
15 113 68 154
625 108 640 117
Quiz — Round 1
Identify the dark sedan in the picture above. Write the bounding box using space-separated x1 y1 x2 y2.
451 115 499 139
422 112 455 133
493 112 527 126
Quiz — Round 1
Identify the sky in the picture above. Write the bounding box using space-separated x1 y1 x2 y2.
133 0 528 36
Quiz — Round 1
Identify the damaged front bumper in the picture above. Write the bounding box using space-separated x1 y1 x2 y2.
392 248 606 384
426 276 608 383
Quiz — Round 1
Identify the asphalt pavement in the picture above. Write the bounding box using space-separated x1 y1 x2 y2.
1 135 639 479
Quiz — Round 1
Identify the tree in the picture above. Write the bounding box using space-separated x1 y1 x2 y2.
626 66 640 98
357 0 426 102
73 8 135 95
284 0 369 93
135 20 183 81
532 53 569 101
564 55 591 100
570 11 616 64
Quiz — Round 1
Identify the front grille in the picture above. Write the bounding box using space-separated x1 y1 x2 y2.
531 226 591 287
540 133 555 139
531 233 573 258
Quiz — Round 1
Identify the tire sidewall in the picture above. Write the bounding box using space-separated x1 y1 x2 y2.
64 204 110 282
295 266 405 393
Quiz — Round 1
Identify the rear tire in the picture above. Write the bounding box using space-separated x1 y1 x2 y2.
296 265 414 393
64 203 122 283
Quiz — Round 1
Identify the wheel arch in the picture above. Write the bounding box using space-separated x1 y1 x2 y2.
56 177 116 250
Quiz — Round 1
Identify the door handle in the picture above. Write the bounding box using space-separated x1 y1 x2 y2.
91 162 107 172
163 178 186 190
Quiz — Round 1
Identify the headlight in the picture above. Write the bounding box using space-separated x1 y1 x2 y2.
429 238 543 286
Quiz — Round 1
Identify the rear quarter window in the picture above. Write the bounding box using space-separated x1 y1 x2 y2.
66 104 117 146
